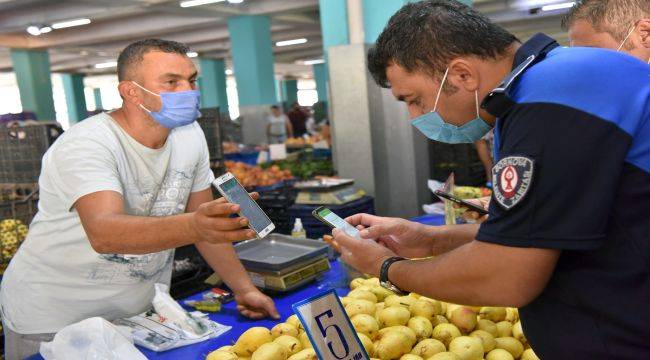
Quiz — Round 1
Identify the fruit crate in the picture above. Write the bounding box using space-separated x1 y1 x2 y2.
0 123 63 183
197 107 224 161
288 196 375 239
0 192 38 270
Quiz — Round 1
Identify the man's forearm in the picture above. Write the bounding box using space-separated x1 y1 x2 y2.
429 224 480 255
195 242 256 294
387 240 559 307
82 213 198 254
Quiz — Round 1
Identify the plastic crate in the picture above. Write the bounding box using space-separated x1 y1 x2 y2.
0 123 63 183
429 142 487 186
197 108 223 161
288 196 375 239
256 182 299 235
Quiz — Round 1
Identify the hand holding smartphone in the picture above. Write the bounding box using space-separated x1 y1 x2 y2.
312 207 361 239
434 190 489 216
212 173 275 239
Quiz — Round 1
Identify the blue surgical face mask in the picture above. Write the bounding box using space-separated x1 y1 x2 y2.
133 82 201 129
411 67 492 143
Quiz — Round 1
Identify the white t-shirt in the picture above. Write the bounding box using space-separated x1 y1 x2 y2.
0 112 215 334
267 114 288 136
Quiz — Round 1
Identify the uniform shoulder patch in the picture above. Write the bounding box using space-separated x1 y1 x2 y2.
492 156 534 210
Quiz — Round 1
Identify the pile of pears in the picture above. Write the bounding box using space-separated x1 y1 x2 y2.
206 277 540 360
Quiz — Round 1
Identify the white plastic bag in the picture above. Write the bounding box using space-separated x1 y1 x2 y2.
40 317 147 360
152 283 209 337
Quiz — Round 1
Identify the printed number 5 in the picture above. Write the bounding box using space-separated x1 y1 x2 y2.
315 310 350 359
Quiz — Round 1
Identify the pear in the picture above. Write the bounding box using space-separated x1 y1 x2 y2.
494 337 524 359
470 329 496 353
271 323 299 339
232 327 273 357
495 321 513 338
351 314 380 340
250 342 287 360
479 307 507 323
485 349 514 360
410 338 446 358
377 306 411 327
449 336 484 360
520 348 540 360
273 335 303 356
431 323 462 347
449 307 478 334
476 319 498 338
407 316 433 341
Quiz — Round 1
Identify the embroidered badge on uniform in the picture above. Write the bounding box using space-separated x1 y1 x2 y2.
492 156 534 210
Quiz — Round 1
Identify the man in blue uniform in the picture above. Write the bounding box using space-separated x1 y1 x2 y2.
329 1 650 358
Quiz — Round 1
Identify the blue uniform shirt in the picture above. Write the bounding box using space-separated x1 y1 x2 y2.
478 35 650 359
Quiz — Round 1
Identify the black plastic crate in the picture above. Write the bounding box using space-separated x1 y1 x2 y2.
197 107 223 161
257 183 298 235
429 142 487 186
288 196 375 239
0 123 63 183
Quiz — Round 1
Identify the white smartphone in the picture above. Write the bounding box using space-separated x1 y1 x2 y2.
212 172 275 239
312 206 361 239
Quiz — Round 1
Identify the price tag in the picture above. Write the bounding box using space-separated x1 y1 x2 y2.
292 290 369 360
269 143 288 160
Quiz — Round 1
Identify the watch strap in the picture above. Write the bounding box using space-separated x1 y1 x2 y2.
379 256 407 293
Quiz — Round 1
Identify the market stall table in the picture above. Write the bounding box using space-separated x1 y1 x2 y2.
26 214 445 360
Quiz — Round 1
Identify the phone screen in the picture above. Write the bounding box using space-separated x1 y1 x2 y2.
220 178 272 234
316 208 360 238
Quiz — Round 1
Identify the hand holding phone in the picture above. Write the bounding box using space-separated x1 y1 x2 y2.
312 207 361 239
434 190 489 216
213 173 275 239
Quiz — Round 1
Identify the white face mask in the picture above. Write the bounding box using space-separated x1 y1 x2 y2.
618 24 650 64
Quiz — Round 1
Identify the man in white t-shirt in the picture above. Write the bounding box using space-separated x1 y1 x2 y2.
0 39 279 360
266 105 293 143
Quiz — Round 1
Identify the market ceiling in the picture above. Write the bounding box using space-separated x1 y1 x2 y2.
0 0 570 78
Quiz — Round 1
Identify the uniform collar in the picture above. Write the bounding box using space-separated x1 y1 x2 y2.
481 33 559 118
512 33 560 70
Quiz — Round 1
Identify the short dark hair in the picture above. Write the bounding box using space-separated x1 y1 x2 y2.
117 39 190 81
367 0 518 88
562 0 650 42
271 105 280 110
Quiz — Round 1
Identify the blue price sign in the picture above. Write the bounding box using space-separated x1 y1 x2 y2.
292 290 369 360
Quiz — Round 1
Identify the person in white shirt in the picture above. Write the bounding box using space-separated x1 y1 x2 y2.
266 105 293 144
0 39 279 360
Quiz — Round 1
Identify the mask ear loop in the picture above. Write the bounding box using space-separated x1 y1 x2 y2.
433 67 450 113
131 81 161 114
617 24 636 51
475 90 480 118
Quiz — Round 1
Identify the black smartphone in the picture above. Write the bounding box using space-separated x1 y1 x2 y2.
434 190 489 216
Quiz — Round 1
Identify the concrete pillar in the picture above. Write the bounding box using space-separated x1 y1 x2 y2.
61 73 88 124
198 58 228 112
93 88 103 110
319 0 350 52
227 15 277 144
362 0 406 43
10 49 56 121
280 79 298 106
327 1 431 217
313 63 328 102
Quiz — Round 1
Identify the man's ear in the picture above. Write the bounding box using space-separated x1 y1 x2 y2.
118 81 140 105
637 19 650 48
448 58 480 92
